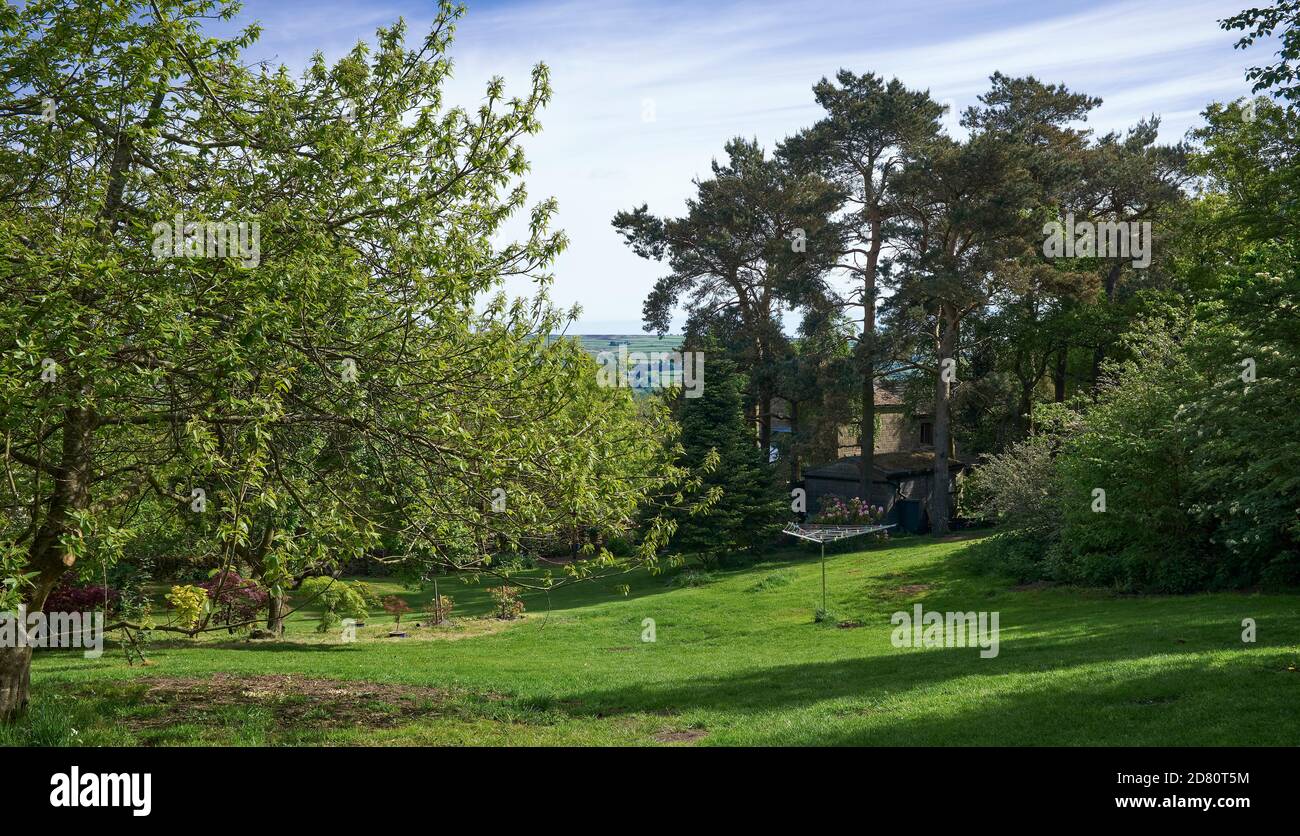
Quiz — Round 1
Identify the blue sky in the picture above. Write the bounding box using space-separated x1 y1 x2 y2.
224 0 1263 333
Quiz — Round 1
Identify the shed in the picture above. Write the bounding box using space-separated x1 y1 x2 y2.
800 451 964 534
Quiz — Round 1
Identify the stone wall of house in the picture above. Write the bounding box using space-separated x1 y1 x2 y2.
837 409 915 457
876 410 912 453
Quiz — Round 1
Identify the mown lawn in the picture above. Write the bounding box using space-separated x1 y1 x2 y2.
8 533 1299 746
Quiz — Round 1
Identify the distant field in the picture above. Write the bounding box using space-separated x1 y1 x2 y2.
11 534 1300 746
568 334 684 356
555 334 689 391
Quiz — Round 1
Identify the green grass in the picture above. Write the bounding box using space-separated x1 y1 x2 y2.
10 533 1300 746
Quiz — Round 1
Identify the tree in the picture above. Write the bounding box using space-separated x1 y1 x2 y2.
667 356 786 562
781 71 943 499
1223 0 1300 103
0 0 692 720
1076 120 1190 387
774 303 856 484
889 130 1039 534
613 137 840 458
381 595 411 630
965 25 1300 591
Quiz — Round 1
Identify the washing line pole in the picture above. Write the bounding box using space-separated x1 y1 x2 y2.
820 540 827 614
781 522 896 618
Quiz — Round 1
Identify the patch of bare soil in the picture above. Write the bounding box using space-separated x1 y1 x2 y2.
653 729 707 744
895 584 931 595
127 673 462 731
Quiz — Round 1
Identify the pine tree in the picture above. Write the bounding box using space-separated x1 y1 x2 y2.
671 357 787 561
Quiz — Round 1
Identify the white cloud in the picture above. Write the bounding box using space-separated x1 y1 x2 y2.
238 0 1261 332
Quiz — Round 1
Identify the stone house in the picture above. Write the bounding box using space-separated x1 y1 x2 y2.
785 385 963 532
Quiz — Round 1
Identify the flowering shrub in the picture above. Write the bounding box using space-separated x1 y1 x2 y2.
815 496 886 526
487 585 525 620
198 571 269 630
43 571 121 614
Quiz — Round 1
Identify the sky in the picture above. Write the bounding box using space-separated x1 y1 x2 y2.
223 0 1264 333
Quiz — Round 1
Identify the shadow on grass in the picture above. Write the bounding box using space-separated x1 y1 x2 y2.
551 638 1297 745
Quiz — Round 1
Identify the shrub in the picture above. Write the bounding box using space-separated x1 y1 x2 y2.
199 571 269 631
813 606 841 625
963 423 1064 536
381 595 412 628
970 306 1300 593
813 497 889 549
665 569 717 588
429 593 454 624
814 495 885 526
605 533 635 557
298 576 371 633
166 584 207 630
43 572 121 615
965 531 1051 584
487 585 525 619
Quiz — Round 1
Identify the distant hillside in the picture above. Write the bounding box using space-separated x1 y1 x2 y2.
567 334 684 358
549 334 689 392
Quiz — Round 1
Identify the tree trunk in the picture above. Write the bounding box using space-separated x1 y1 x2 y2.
1091 262 1125 392
930 306 958 536
267 592 286 636
860 370 874 501
1 569 59 723
757 388 772 464
0 646 32 722
1020 379 1035 435
1 90 148 724
859 211 882 502
789 399 801 485
1053 347 1067 402
3 405 96 723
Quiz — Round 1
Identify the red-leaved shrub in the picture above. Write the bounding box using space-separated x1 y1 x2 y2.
42 571 121 614
198 571 268 629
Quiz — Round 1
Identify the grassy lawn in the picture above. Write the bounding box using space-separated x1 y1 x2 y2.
9 533 1299 746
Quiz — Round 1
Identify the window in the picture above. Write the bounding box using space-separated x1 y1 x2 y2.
919 421 933 446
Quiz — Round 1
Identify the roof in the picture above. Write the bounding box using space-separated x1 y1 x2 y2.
873 385 904 407
873 383 933 414
803 451 964 481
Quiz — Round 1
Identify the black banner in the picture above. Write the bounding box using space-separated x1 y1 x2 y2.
8 746 1284 822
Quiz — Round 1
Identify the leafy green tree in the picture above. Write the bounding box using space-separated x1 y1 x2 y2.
0 0 691 720
1223 0 1300 102
969 69 1300 591
774 304 857 484
297 576 371 633
1075 120 1190 386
